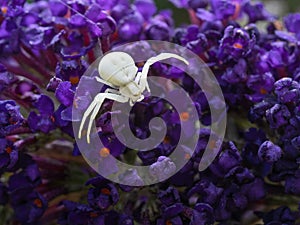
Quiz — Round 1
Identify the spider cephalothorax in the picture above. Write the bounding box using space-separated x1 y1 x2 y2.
79 51 189 143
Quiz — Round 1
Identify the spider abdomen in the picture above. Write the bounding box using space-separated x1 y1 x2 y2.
98 52 138 87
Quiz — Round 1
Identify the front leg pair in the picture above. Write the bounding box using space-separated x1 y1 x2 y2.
78 92 128 143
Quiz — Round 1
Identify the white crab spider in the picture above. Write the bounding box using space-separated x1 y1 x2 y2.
78 52 189 143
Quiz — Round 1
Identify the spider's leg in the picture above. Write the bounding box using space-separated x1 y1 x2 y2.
85 93 128 143
139 53 189 92
137 94 144 102
135 72 142 84
78 99 99 139
129 99 134 106
79 88 119 139
86 103 102 144
147 53 189 66
95 77 118 89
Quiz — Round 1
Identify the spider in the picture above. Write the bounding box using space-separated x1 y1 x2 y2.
78 51 189 143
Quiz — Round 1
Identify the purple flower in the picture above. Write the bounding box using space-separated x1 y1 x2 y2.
190 203 215 225
222 58 247 84
158 187 181 206
58 201 98 225
266 104 291 129
157 216 183 225
8 160 41 190
225 166 255 184
134 0 157 21
161 202 184 218
87 177 119 210
258 141 282 163
256 206 296 225
249 100 273 122
269 157 299 182
0 18 20 55
0 100 23 137
49 0 68 17
246 72 275 102
211 0 236 20
46 76 62 92
284 13 300 40
0 64 14 93
52 105 74 137
11 190 47 224
55 59 88 84
188 0 208 9
266 42 290 68
187 179 223 205
0 138 18 171
186 33 208 54
275 30 298 43
149 156 176 181
240 178 265 202
55 81 75 107
291 136 300 149
219 26 255 60
118 169 144 187
242 128 271 176
14 80 41 103
27 94 56 133
196 8 217 22
145 13 172 41
87 7 116 37
285 170 300 195
118 12 143 41
274 77 300 104
209 142 241 178
243 1 274 23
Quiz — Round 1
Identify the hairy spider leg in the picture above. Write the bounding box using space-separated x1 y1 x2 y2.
84 93 128 143
139 53 189 92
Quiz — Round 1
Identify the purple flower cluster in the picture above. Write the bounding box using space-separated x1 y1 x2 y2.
1 0 300 224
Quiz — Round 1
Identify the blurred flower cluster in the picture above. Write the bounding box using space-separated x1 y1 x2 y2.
0 0 300 224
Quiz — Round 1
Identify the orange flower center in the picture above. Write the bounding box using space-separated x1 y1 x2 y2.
233 43 243 49
184 153 191 160
50 115 55 122
33 198 43 208
1 7 8 15
260 88 268 95
5 147 12 154
101 188 111 195
166 220 172 225
208 140 217 149
99 147 110 158
163 136 170 144
90 212 98 218
180 112 190 122
69 76 80 85
9 118 17 125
